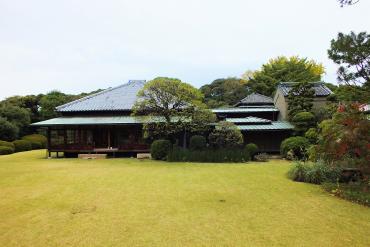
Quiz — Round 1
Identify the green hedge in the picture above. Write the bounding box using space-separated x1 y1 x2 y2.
189 135 206 150
0 140 15 151
22 134 47 148
0 146 14 155
12 140 32 152
167 147 250 163
151 140 172 160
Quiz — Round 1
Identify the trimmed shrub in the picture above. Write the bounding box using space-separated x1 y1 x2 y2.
280 136 310 160
305 128 318 144
0 140 15 151
151 139 172 160
292 111 316 134
245 143 258 158
22 134 47 148
288 161 341 184
208 121 243 148
0 146 14 155
12 140 32 152
167 147 250 163
189 135 206 150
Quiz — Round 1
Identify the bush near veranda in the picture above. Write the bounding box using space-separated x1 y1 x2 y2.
280 136 310 160
208 121 243 149
189 135 206 150
151 140 172 160
245 143 258 159
22 134 47 149
12 140 32 152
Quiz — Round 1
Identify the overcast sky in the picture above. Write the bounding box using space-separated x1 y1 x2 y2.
0 0 369 99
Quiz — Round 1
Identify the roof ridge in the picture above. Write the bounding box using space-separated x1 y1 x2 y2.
56 80 145 111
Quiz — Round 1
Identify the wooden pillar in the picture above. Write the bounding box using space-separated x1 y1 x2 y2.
47 127 51 149
107 128 111 148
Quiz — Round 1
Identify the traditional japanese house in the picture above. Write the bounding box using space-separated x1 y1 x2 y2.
32 80 150 157
32 81 294 157
212 93 294 152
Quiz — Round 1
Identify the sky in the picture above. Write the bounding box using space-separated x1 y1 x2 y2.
0 0 369 99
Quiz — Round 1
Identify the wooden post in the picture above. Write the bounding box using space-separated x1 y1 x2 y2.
108 128 111 148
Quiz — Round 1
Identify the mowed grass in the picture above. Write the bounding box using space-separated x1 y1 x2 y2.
0 151 369 247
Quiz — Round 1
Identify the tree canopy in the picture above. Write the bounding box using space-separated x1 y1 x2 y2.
328 32 370 89
246 56 325 96
133 77 215 141
200 78 248 108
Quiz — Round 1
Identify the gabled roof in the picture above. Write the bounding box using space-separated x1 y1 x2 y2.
235 93 274 106
277 82 333 97
56 80 146 112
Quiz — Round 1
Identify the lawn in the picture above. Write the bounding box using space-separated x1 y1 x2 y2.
0 151 369 247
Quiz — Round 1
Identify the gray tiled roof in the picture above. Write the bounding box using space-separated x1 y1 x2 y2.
225 117 272 124
236 93 273 106
212 107 279 113
277 82 333 97
56 80 146 112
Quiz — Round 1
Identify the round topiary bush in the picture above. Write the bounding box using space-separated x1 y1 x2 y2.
280 136 310 160
151 139 172 160
245 143 258 157
0 140 15 151
189 135 206 150
22 134 47 148
292 112 316 134
12 140 32 152
0 146 14 155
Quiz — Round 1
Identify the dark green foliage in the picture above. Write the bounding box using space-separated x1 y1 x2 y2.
134 77 215 141
287 161 342 184
189 135 206 150
200 78 249 107
22 134 47 148
245 143 258 158
280 136 310 160
167 147 250 163
208 121 243 149
247 56 324 96
287 82 315 120
328 31 370 89
39 91 78 119
0 140 15 151
0 118 19 141
0 105 31 138
291 112 316 134
305 128 318 144
0 146 14 155
322 182 370 207
12 140 32 152
150 140 172 160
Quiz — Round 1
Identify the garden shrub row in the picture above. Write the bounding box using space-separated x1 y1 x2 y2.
0 134 47 155
167 147 251 163
151 137 261 163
